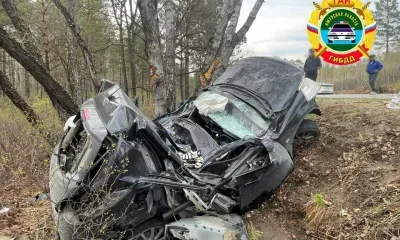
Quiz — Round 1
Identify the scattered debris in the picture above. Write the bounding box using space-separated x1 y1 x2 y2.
0 208 10 216
387 92 400 109
26 193 49 205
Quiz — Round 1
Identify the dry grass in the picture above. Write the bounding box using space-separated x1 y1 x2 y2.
0 97 61 239
247 222 263 240
1 97 400 239
303 194 334 230
248 99 400 239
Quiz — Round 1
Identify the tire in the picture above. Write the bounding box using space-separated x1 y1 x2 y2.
351 39 356 43
328 39 332 43
123 218 166 240
295 119 320 144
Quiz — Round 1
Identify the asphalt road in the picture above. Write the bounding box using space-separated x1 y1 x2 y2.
317 94 396 100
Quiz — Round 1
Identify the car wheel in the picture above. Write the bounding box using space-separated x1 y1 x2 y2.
351 39 356 43
123 219 166 240
295 119 320 144
328 39 332 43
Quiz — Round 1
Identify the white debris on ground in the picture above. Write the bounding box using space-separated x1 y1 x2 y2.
0 208 9 216
387 92 400 110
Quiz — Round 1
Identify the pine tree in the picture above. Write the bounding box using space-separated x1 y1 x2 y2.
374 0 400 57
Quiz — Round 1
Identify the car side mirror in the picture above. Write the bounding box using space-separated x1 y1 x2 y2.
328 27 332 30
352 27 355 30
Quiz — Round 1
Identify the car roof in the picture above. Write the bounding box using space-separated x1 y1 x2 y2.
213 57 303 113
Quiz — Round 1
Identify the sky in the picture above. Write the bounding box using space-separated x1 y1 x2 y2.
238 0 377 61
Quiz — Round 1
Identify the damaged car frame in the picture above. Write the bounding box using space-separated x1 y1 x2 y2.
50 57 321 240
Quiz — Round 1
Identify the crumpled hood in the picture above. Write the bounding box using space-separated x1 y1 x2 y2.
213 57 304 113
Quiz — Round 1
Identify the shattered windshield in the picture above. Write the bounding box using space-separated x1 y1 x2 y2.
194 91 270 139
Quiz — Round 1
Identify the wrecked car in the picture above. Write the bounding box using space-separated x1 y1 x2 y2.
50 57 321 239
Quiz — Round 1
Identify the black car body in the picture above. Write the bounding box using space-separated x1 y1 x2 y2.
50 57 321 239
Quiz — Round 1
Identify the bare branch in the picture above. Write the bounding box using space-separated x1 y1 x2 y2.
233 0 264 45
0 25 78 115
1 0 43 63
53 0 100 91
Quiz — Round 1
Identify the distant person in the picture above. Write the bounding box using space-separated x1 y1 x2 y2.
366 53 383 95
304 49 322 82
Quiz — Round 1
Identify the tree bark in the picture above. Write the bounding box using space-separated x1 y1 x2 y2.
200 0 239 86
214 0 264 80
0 70 40 126
0 26 78 116
66 0 79 101
164 0 177 110
41 0 50 70
138 0 169 116
212 0 242 79
0 70 54 143
1 0 43 64
53 0 100 91
201 0 264 84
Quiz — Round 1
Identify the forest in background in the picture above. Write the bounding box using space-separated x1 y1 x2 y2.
0 0 399 126
304 0 400 93
0 0 260 121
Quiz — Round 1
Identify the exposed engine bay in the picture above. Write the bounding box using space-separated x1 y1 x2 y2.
49 57 321 239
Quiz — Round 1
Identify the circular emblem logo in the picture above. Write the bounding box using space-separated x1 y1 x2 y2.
307 0 376 65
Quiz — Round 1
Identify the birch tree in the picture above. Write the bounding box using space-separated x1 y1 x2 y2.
213 0 264 80
139 0 264 115
138 0 171 116
164 0 177 110
201 0 265 85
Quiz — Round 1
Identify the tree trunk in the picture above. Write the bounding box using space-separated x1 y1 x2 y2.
179 52 184 103
214 0 264 80
127 0 137 96
0 70 40 126
0 26 78 116
9 56 15 86
24 69 30 98
1 0 43 64
66 0 79 101
200 0 239 86
16 65 20 91
0 69 54 143
164 0 176 111
41 0 50 70
111 0 129 94
2 49 6 73
53 0 100 91
184 49 190 99
212 0 242 79
138 0 168 116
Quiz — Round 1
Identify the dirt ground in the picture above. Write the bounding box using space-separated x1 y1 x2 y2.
0 99 399 239
247 99 400 240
